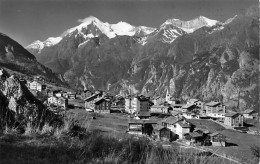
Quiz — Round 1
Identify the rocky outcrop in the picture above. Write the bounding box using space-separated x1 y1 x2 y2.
0 68 61 131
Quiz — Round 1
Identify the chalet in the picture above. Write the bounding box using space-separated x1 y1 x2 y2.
162 116 191 139
224 112 243 127
184 131 204 145
187 99 204 109
210 132 226 147
242 109 257 119
29 81 46 92
184 129 210 145
84 92 103 110
112 97 125 107
153 125 177 142
94 97 111 113
152 96 164 106
182 104 196 113
128 120 156 136
205 101 226 119
175 120 192 139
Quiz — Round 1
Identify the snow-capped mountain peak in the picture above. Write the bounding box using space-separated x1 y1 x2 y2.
26 36 62 53
110 21 136 36
162 16 222 33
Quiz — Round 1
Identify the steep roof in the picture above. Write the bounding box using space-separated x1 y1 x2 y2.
188 99 199 103
243 109 255 114
94 98 111 104
84 93 100 101
189 132 203 138
224 112 239 117
182 104 195 109
205 101 221 107
177 121 191 128
162 116 179 124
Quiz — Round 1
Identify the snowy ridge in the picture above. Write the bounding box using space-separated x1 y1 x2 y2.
26 37 62 53
162 16 222 33
27 15 229 52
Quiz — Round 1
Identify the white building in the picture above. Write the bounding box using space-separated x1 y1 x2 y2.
162 116 191 139
29 81 46 92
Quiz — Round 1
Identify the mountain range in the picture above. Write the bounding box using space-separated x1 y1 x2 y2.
24 6 259 112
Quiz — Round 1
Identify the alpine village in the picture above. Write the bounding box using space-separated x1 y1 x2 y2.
0 2 259 164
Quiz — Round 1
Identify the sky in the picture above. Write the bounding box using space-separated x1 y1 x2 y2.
0 0 257 47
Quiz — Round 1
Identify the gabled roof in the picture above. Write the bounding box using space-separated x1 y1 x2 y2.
224 112 239 117
84 93 100 101
189 132 203 138
182 104 195 109
188 99 199 103
162 116 179 125
177 121 191 128
205 101 221 107
171 110 182 116
243 109 255 114
94 98 111 104
194 128 210 134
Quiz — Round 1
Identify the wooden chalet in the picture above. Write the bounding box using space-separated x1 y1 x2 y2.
210 132 226 147
94 97 111 113
84 92 102 110
153 125 177 142
128 120 157 136
224 112 243 127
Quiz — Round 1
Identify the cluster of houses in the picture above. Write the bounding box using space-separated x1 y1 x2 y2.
125 90 260 146
84 90 125 113
25 76 80 109
128 116 227 146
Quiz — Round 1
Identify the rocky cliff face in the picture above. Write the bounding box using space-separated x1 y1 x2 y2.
27 7 259 112
0 68 60 130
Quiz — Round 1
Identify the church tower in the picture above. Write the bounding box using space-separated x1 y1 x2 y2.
166 88 171 103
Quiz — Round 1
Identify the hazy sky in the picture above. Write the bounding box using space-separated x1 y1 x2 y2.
0 0 257 47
